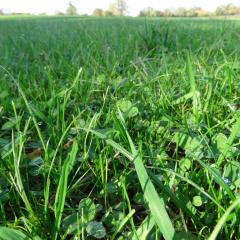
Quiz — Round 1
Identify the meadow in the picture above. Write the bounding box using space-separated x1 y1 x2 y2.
0 16 240 239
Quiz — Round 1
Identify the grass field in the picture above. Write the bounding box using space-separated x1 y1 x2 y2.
0 16 240 239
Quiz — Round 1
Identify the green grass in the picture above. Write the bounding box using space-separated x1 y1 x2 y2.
0 16 240 239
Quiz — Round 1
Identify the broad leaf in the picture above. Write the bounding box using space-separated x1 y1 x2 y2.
86 221 106 239
0 227 28 240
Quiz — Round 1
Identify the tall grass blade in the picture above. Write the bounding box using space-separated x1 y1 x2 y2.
116 111 175 239
186 51 200 122
208 197 240 240
111 209 135 240
52 141 78 240
131 214 156 240
195 158 235 201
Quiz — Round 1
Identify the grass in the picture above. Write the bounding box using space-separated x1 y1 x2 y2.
0 16 240 239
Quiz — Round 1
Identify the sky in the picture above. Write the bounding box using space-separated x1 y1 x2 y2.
0 0 240 16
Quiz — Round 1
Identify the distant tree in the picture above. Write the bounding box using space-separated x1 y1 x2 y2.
163 9 174 17
226 4 240 15
215 6 225 16
39 12 47 16
107 3 117 16
196 8 210 17
55 11 65 16
11 12 31 15
139 7 157 17
103 10 114 16
185 7 210 17
186 7 199 17
174 7 187 17
106 0 127 16
66 2 78 15
215 4 240 16
92 8 104 16
114 0 127 16
155 10 164 17
0 9 4 15
138 11 143 16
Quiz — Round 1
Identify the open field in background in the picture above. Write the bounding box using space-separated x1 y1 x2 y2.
0 16 240 239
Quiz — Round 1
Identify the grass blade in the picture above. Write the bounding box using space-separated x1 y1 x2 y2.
132 214 156 240
208 197 240 240
194 158 235 201
111 209 135 240
52 141 78 240
117 116 175 239
217 116 240 165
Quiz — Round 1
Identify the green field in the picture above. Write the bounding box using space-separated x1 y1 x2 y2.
0 16 240 239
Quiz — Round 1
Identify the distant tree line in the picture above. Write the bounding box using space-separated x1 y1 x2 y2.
56 0 127 16
0 2 240 17
0 11 32 15
138 4 240 17
215 4 240 16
